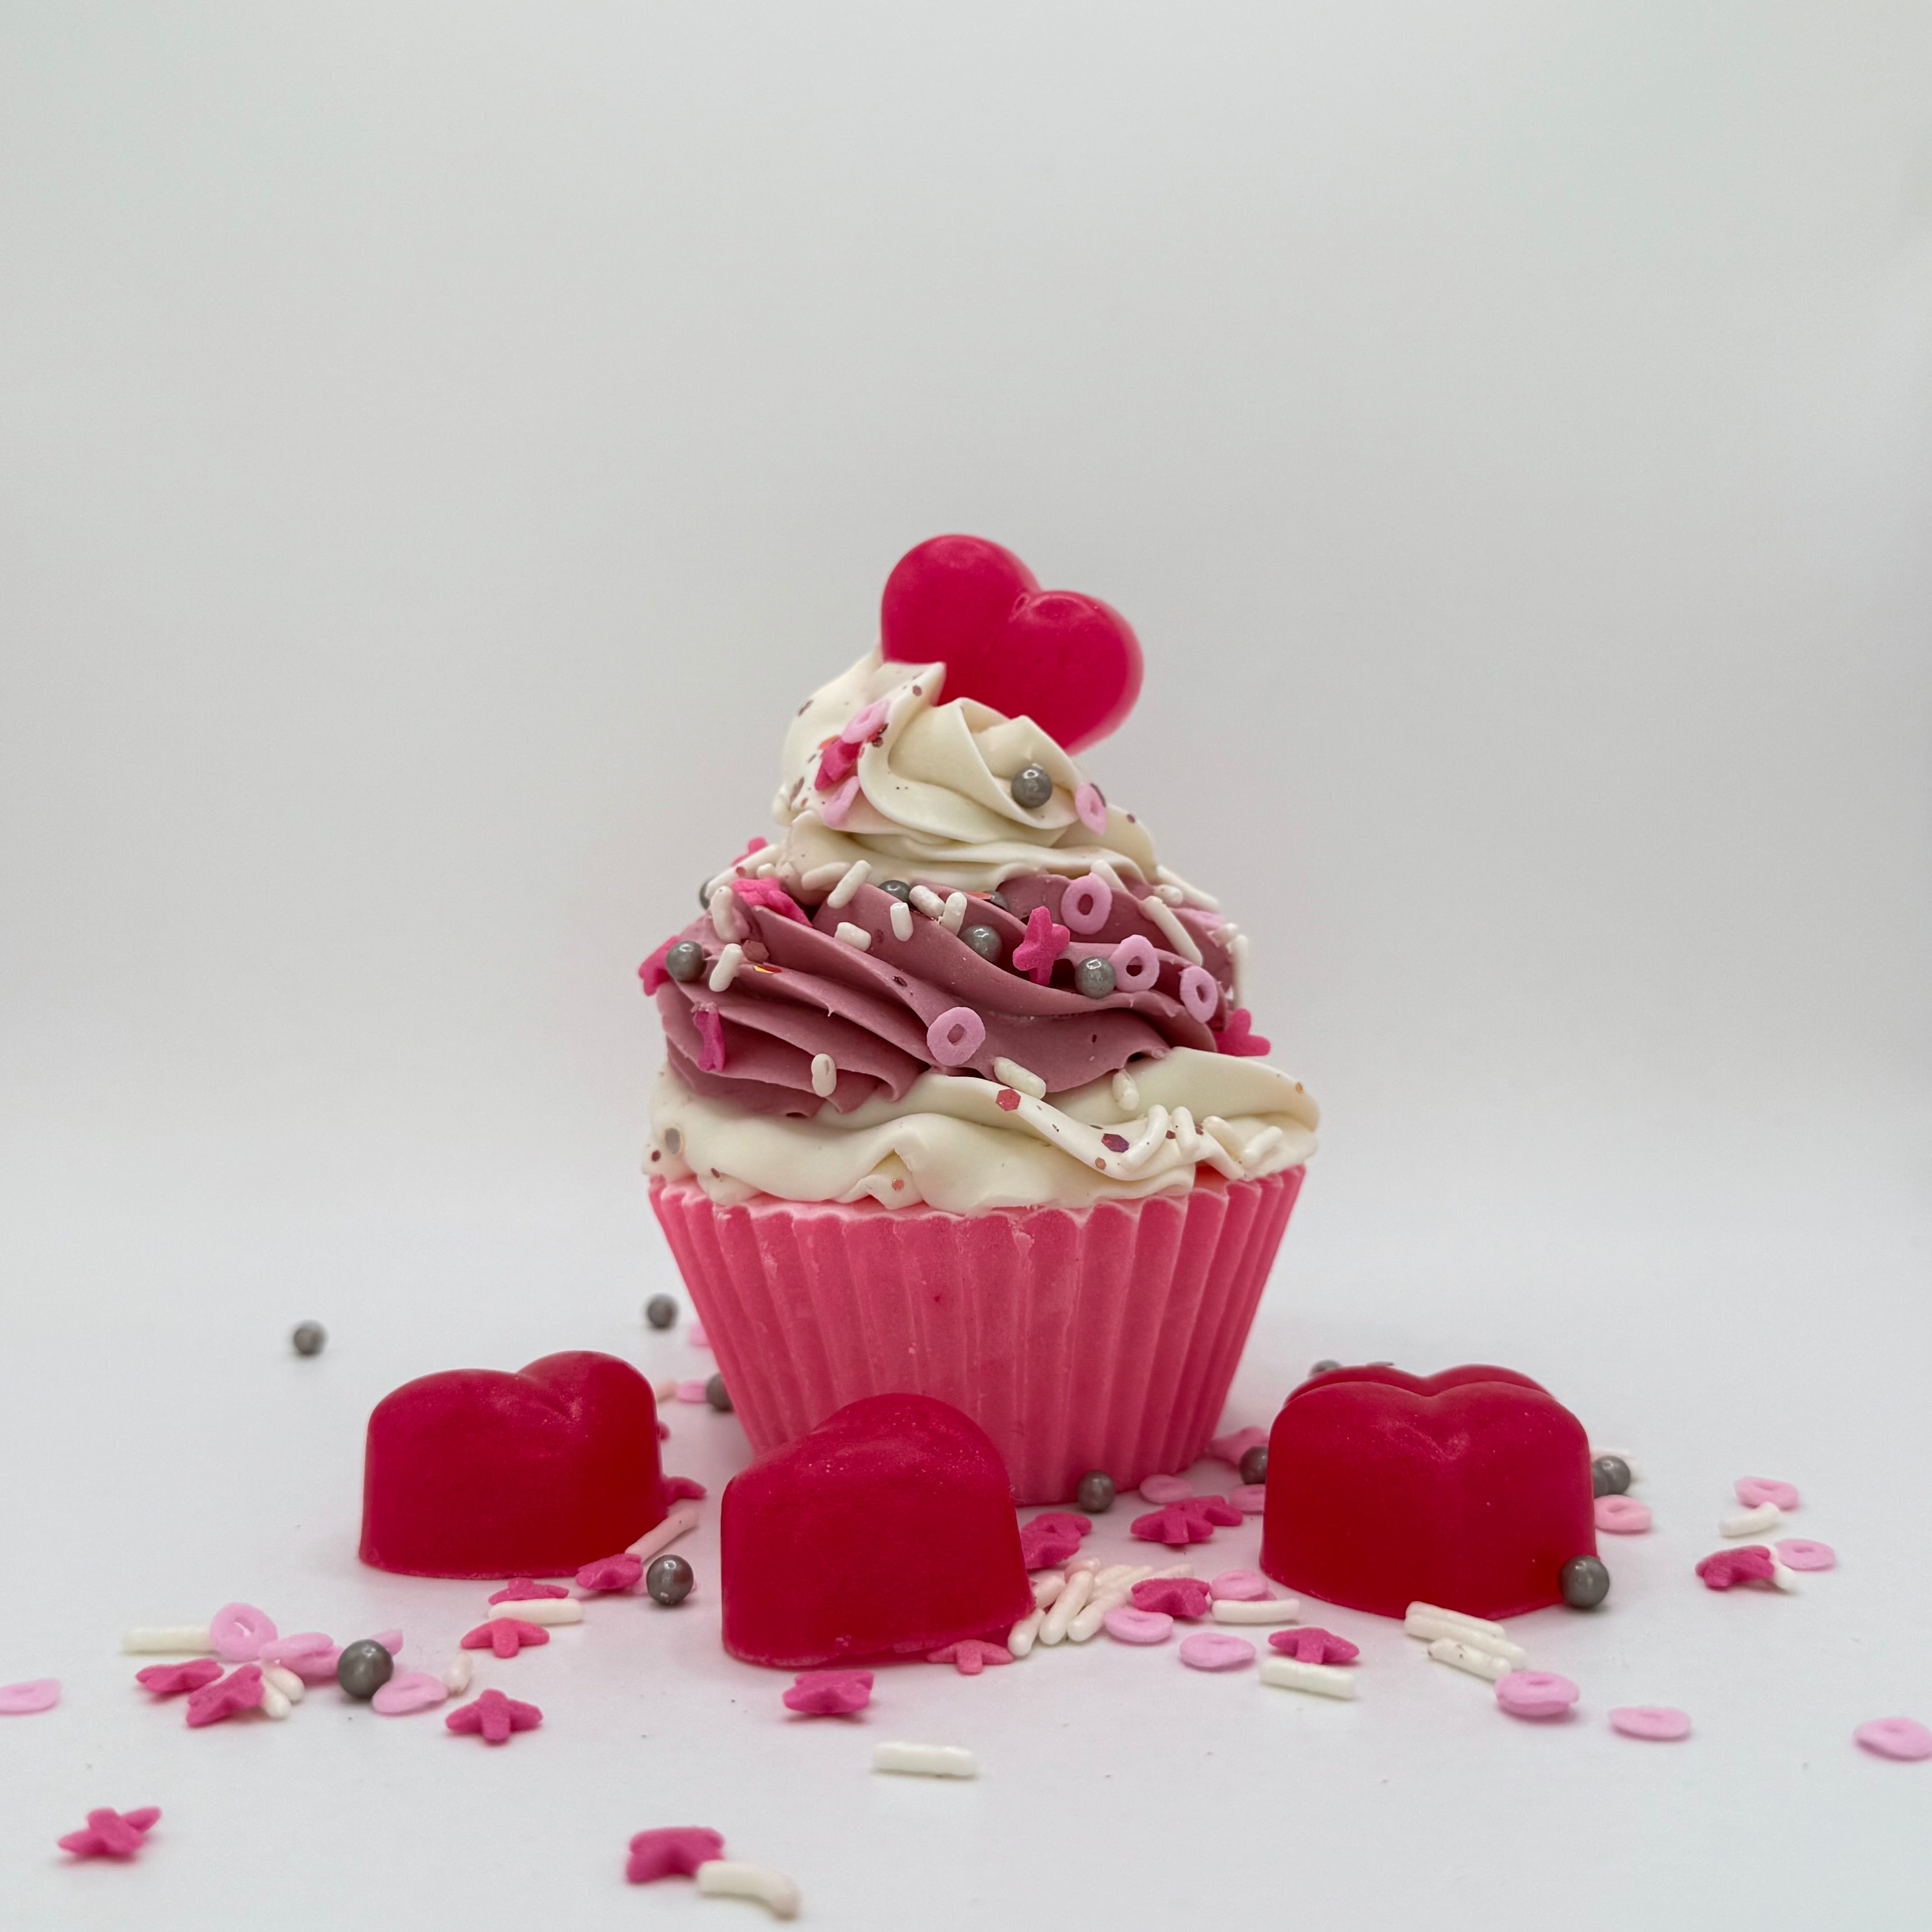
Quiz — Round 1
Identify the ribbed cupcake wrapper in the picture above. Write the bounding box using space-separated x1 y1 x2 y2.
651 1168 1304 1504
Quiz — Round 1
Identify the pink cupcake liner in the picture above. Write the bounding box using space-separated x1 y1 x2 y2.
650 1167 1304 1504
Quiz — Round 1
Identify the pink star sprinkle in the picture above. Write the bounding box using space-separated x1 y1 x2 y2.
489 1578 570 1604
732 877 810 924
782 1670 873 1716
1695 1546 1778 1590
1132 1495 1244 1546
577 1553 644 1593
1030 1510 1093 1538
136 1660 224 1698
445 1688 542 1745
661 1475 708 1504
1209 1425 1268 1467
1019 1521 1084 1569
461 1619 548 1660
927 1640 1012 1676
841 699 890 745
1012 904 1071 984
58 1807 161 1860
1269 1627 1360 1665
815 735 861 792
692 1005 726 1073
627 1826 727 1883
1213 1007 1270 1057
184 1665 265 1728
1132 1577 1212 1619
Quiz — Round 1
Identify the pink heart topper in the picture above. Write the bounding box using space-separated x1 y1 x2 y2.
880 535 1143 753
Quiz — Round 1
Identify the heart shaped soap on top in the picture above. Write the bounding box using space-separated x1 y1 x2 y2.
1259 1365 1596 1621
721 1393 1033 1668
360 1352 664 1578
880 534 1143 753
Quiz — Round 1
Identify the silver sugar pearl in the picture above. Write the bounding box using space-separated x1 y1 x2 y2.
1239 1444 1268 1486
699 878 716 911
336 1639 395 1699
646 1554 695 1605
644 1294 678 1329
1309 1359 1341 1376
705 1372 732 1412
290 1321 327 1357
1074 1469 1116 1513
1559 1554 1611 1609
1592 1454 1632 1498
962 925 1002 962
1074 956 1117 998
665 940 705 983
879 880 913 902
1009 764 1053 810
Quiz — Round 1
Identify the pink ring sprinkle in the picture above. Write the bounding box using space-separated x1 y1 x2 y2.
0 1679 60 1716
1595 1495 1652 1533
1110 934 1160 993
1103 1607 1174 1645
1138 1473 1195 1505
1855 1717 1932 1762
372 1672 449 1716
1178 965 1220 1022
1073 782 1108 835
257 1632 334 1664
370 1629 403 1656
925 1006 986 1067
1208 1569 1270 1602
1178 1632 1256 1672
1610 1705 1690 1741
1496 1670 1580 1720
1774 1537 1837 1571
1736 1477 1801 1511
210 1603 278 1663
1059 872 1113 935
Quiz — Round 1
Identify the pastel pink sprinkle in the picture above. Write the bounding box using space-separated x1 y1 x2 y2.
818 773 861 828
730 878 809 925
841 699 890 745
283 1648 343 1684
489 1579 570 1604
1208 1426 1267 1467
1012 904 1071 984
185 1664 265 1728
814 735 861 792
1610 1705 1691 1741
1269 1627 1359 1665
1132 1577 1211 1619
691 1004 726 1073
1595 1495 1652 1533
688 1320 710 1348
1103 1606 1174 1645
58 1806 161 1860
0 1678 60 1715
370 1628 404 1655
1775 1537 1837 1571
1496 1670 1580 1720
628 1826 727 1884
1073 782 1108 834
372 1671 449 1716
661 1475 708 1504
1231 1483 1267 1513
782 1670 873 1716
137 1659 224 1697
257 1631 336 1663
926 1005 986 1067
1208 1569 1270 1602
1854 1717 1932 1762
1736 1477 1801 1511
675 1379 711 1403
445 1688 542 1745
1214 1007 1270 1057
1696 1545 1777 1590
1178 1632 1256 1672
462 1618 547 1659
209 1602 277 1663
926 1639 1012 1675
1138 1473 1196 1505
577 1552 644 1593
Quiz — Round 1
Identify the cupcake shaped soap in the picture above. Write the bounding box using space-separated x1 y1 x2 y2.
643 535 1318 1503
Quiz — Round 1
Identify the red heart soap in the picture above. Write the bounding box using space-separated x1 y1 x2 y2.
880 534 1143 752
721 1393 1032 1668
1259 1365 1596 1621
360 1351 664 1578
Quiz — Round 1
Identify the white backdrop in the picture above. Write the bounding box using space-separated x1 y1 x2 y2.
3 5 1929 1927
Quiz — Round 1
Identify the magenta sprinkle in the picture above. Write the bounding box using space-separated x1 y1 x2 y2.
733 877 810 924
184 1665 264 1729
926 1639 1012 1675
692 1004 726 1072
488 1579 570 1604
1268 1627 1360 1665
661 1475 708 1504
1695 1546 1778 1590
1132 1578 1212 1619
1019 1521 1084 1569
782 1669 873 1716
445 1688 542 1745
58 1807 161 1861
814 736 861 792
577 1552 644 1593
135 1660 224 1698
627 1826 727 1883
1214 1007 1270 1057
1012 903 1071 984
461 1619 548 1659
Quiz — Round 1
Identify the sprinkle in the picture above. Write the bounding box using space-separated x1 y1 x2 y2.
1610 1705 1691 1741
941 891 967 933
810 1053 837 1097
1695 1545 1779 1590
1139 894 1204 965
1039 1568 1094 1645
1260 1656 1358 1699
627 1826 727 1883
873 1742 976 1779
1227 931 1250 1007
261 1664 305 1704
1140 1473 1196 1505
372 1671 450 1715
1212 1597 1302 1626
1132 1578 1211 1619
1721 1501 1784 1538
489 1579 570 1604
1214 1007 1271 1057
1496 1670 1580 1720
1406 1600 1509 1640
1012 904 1071 983
1427 1638 1512 1682
841 698 889 744
1102 1132 1129 1153
1231 1483 1267 1512
445 1688 543 1744
210 1602 278 1663
926 1006 986 1067
1104 1607 1174 1644
835 921 872 951
909 884 947 919
708 885 749 942
889 899 914 941
1736 1477 1801 1510
258 1677 291 1720
1404 1608 1527 1663
692 1005 726 1072
734 878 810 924
1208 1569 1271 1601
1155 864 1219 910
991 1057 1046 1098
696 1863 801 1922
464 1618 550 1658
629 1499 704 1566
927 1640 1012 1675
121 1626 214 1655
800 862 848 892
783 1670 873 1716
1111 1068 1139 1110
1854 1717 1932 1761
1178 1632 1256 1671
708 943 745 992
485 1597 583 1626
1073 782 1108 833
1061 872 1113 934
819 774 860 826
1020 1520 1086 1569
1109 932 1160 993
1209 1424 1267 1467
444 1654 474 1695
578 1553 645 1593
826 860 871 909
1178 963 1220 1022
1596 1495 1652 1533
1269 1627 1359 1665
58 1806 161 1860
0 1678 59 1715
1775 1537 1837 1571
185 1664 266 1727
136 1659 223 1697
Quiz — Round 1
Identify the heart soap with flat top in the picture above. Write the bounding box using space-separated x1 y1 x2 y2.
721 1393 1032 1667
360 1351 664 1578
1260 1365 1596 1620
